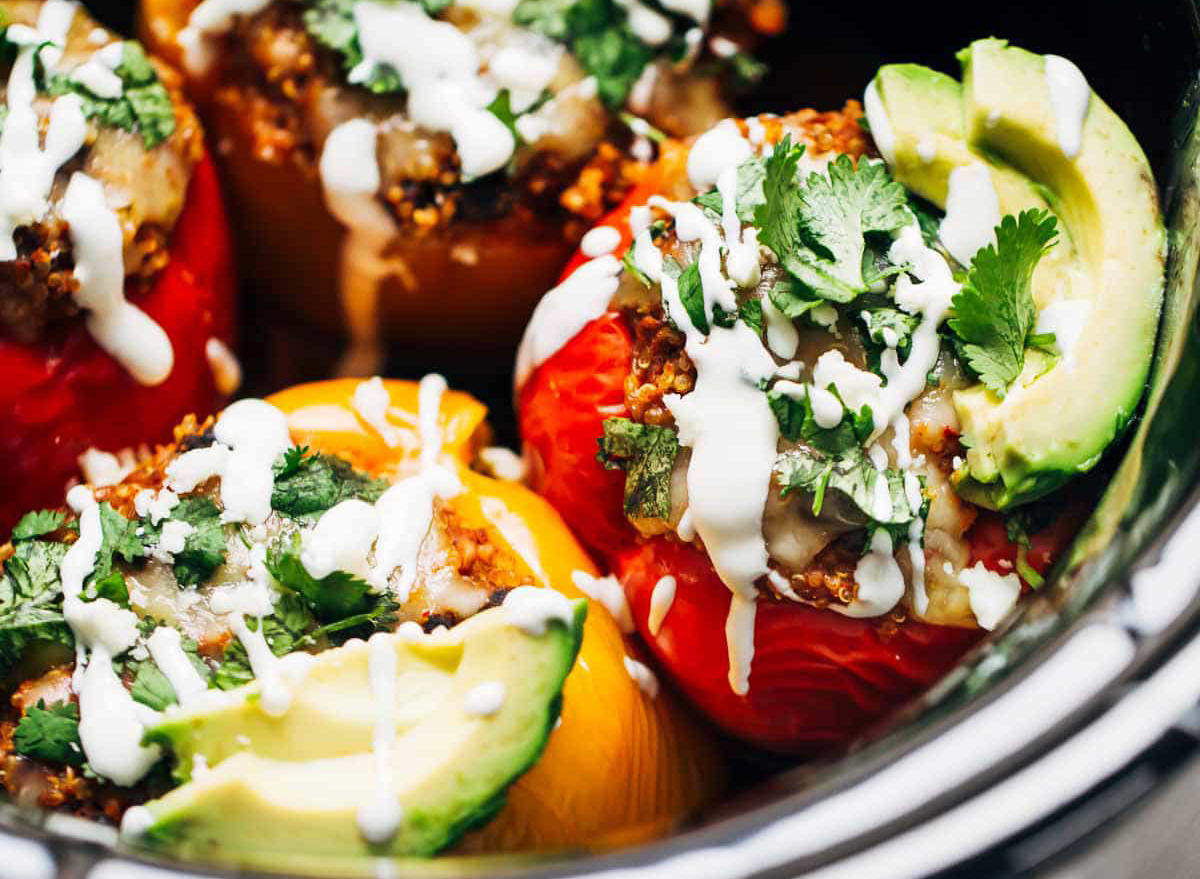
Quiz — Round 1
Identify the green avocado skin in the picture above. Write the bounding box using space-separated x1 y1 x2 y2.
871 41 1166 510
133 600 587 863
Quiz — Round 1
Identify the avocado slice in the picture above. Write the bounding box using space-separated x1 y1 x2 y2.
131 595 586 860
869 41 1166 508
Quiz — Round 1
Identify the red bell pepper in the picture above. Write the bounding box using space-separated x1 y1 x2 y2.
0 154 235 533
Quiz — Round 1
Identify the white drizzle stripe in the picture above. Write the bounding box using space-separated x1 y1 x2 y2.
62 173 174 385
514 254 622 389
1044 55 1091 159
357 632 403 843
647 574 676 637
939 162 1001 267
571 570 633 633
166 399 291 525
60 486 161 786
145 627 207 706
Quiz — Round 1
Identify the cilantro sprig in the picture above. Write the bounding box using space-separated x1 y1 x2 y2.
756 138 911 303
947 209 1059 398
12 700 83 766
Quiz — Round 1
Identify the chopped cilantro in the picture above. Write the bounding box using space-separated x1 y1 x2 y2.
766 385 874 453
515 0 658 108
10 510 65 542
265 533 374 622
675 260 709 333
486 89 521 143
907 193 944 248
756 139 910 303
0 539 73 673
92 503 144 583
775 446 913 524
123 633 209 710
767 276 825 320
596 417 678 520
739 298 764 335
12 700 83 766
947 210 1059 398
42 42 176 148
693 155 767 223
87 571 129 606
143 497 227 587
211 595 315 690
860 307 919 359
271 450 388 519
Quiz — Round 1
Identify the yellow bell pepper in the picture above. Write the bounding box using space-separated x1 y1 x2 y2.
264 379 725 852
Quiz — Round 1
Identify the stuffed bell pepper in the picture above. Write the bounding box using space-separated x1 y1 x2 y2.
0 0 236 534
0 375 723 868
517 41 1165 752
138 0 784 374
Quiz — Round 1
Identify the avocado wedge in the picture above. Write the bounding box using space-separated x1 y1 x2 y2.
129 591 586 860
868 40 1166 509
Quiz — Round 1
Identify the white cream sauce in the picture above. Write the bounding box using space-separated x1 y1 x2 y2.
462 680 507 716
571 570 633 633
939 162 1001 267
514 254 622 389
357 631 403 844
59 486 162 786
623 656 659 698
647 574 676 636
862 80 897 166
502 585 573 636
1044 55 1091 160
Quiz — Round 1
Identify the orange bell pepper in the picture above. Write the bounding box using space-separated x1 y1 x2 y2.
265 378 725 851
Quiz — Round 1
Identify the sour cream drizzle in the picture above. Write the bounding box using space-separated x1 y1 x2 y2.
2 3 174 385
1044 55 1091 160
358 631 403 844
636 122 778 695
300 374 460 602
60 486 162 786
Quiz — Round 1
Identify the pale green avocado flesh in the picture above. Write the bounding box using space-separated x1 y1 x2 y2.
133 599 586 860
871 40 1166 509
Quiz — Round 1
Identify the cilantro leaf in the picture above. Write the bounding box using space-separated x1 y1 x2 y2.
0 539 73 674
767 276 824 320
271 451 388 519
739 298 764 335
210 593 316 690
947 210 1059 398
303 0 402 93
676 260 708 334
265 533 373 622
515 0 657 108
860 307 919 359
88 571 129 606
693 156 767 223
766 386 874 453
596 417 678 520
143 497 227 587
11 510 65 542
124 633 210 710
93 503 144 583
43 42 176 148
756 141 911 303
775 447 913 524
13 700 83 766
486 89 521 143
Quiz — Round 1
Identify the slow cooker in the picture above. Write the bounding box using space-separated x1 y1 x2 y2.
1 0 1199 876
